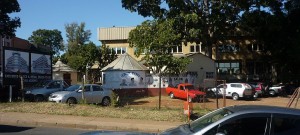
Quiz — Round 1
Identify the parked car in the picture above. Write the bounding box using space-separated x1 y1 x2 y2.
24 80 69 101
207 83 256 100
165 83 206 102
248 82 266 97
48 84 112 106
268 84 285 96
160 105 300 135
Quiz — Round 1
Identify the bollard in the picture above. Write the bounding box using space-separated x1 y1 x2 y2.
9 85 12 102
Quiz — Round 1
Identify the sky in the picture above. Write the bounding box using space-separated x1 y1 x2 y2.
12 0 151 46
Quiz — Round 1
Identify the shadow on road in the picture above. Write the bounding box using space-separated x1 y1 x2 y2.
0 124 33 133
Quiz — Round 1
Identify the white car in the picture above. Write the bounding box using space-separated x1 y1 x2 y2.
48 84 112 106
208 83 256 100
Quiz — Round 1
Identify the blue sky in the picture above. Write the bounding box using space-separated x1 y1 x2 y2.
13 0 150 46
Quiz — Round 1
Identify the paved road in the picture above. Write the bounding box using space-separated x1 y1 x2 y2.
0 124 92 135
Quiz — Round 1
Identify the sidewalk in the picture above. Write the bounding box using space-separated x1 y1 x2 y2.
0 112 183 133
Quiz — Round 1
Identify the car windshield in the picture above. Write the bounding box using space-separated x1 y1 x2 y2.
189 108 233 132
64 84 81 91
32 80 52 87
185 85 195 90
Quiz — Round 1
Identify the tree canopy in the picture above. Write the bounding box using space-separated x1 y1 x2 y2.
0 0 21 36
123 0 300 83
28 29 64 56
128 19 190 75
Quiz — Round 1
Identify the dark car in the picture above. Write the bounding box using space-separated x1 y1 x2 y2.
160 105 300 135
248 82 266 97
24 80 69 101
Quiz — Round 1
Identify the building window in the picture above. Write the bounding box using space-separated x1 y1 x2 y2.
169 45 182 53
206 72 214 78
218 44 240 52
190 44 204 53
111 47 127 54
216 62 240 75
248 44 264 52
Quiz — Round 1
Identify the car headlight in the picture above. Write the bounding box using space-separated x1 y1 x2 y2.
25 91 31 94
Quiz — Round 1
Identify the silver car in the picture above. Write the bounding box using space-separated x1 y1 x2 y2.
48 84 112 106
161 105 300 135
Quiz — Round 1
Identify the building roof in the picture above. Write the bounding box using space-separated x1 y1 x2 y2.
97 26 135 41
101 53 149 71
52 59 76 72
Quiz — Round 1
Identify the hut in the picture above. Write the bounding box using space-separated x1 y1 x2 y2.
101 53 150 96
52 59 78 85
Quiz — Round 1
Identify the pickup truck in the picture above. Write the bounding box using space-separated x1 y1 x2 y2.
25 80 69 101
166 83 206 102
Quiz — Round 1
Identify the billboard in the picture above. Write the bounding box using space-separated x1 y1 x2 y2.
2 47 52 87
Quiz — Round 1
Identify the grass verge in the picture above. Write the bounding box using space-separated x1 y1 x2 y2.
0 101 210 122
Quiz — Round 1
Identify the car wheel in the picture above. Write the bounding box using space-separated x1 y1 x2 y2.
102 97 111 106
169 92 175 99
67 97 77 104
269 90 276 96
232 93 239 100
35 95 44 102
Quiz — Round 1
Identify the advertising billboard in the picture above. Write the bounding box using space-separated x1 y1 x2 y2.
2 47 52 87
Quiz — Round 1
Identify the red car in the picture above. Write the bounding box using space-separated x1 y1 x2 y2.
166 83 206 102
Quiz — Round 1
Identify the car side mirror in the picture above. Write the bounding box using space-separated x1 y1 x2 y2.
77 89 83 93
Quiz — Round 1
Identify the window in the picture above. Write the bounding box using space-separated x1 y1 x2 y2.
218 44 240 52
169 45 182 53
206 72 214 78
110 47 127 54
231 84 242 88
217 62 240 75
84 85 91 92
272 115 300 135
248 44 264 52
48 81 61 88
92 85 102 91
204 117 268 135
190 44 204 53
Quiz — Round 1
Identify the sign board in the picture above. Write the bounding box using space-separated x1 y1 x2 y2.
2 47 52 88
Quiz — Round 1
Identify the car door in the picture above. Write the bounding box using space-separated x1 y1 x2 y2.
83 85 93 103
91 85 103 103
201 113 271 135
178 85 187 99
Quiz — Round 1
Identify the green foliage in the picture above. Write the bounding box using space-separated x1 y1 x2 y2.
28 29 64 56
128 19 190 75
65 22 91 55
0 0 21 36
110 90 120 107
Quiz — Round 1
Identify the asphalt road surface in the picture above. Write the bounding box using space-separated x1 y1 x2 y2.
0 124 92 135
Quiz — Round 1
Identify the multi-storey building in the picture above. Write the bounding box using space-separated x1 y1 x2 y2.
98 26 269 84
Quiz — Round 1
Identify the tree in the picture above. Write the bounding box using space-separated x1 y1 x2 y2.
239 1 300 83
65 22 91 55
128 19 191 109
28 29 64 56
0 0 21 36
98 44 117 69
122 0 247 58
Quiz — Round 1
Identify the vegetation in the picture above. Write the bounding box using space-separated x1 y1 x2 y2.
28 29 64 56
0 0 21 36
0 97 210 122
122 0 300 84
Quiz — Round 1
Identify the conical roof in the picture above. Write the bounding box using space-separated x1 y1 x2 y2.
53 59 76 72
101 53 149 71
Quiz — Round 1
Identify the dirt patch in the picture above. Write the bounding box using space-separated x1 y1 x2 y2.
125 95 300 110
